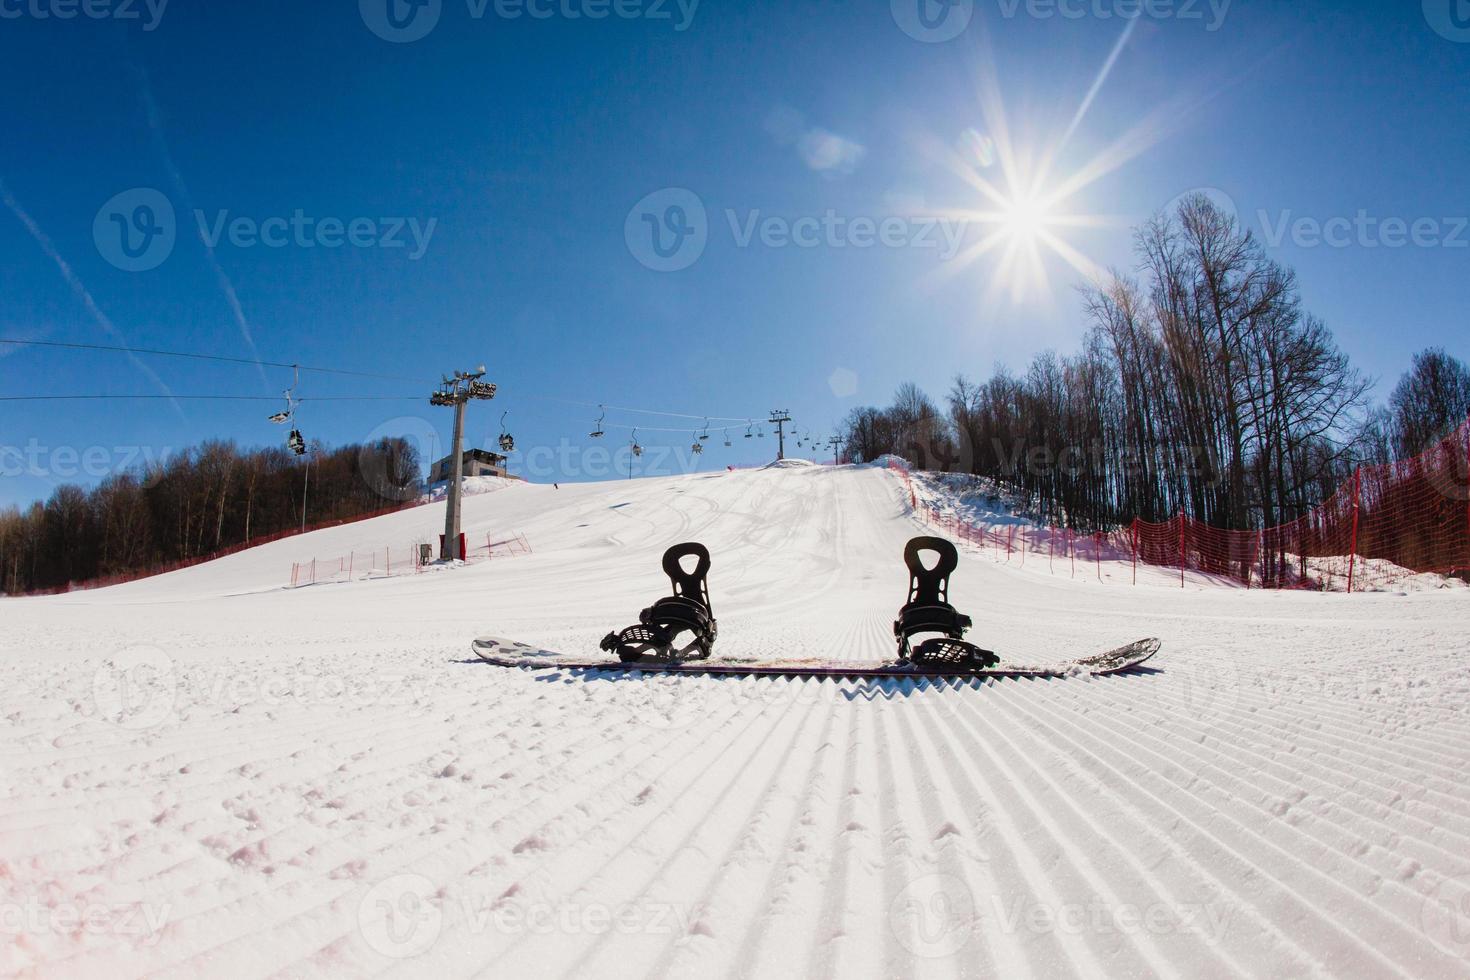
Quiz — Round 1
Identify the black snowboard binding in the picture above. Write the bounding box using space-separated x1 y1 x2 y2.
600 543 719 663
893 536 999 670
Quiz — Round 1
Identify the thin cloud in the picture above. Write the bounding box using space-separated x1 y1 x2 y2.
798 129 866 176
0 176 181 415
135 64 269 390
765 104 866 177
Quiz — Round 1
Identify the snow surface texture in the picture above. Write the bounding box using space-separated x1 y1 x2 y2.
3 463 1470 978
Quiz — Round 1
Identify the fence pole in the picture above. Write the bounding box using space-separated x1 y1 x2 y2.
1347 466 1361 594
1131 521 1138 586
1464 413 1470 575
1179 511 1186 589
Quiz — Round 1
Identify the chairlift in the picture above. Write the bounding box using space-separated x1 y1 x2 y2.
631 428 643 457
723 428 732 448
691 431 704 455
744 422 754 440
288 429 307 457
267 366 300 425
757 425 766 439
498 413 516 453
590 406 606 439
699 419 710 442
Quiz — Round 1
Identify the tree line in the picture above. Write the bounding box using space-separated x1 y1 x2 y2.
840 194 1470 535
0 438 422 594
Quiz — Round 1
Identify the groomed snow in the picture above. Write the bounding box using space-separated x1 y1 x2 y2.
3 463 1469 977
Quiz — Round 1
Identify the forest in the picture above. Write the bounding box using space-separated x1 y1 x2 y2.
0 437 422 594
839 195 1470 533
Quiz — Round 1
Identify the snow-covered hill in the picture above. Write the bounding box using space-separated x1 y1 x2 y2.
3 462 1469 977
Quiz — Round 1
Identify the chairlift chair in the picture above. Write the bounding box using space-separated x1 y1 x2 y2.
498 413 516 453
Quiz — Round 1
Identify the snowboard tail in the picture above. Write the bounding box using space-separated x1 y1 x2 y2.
470 636 1160 680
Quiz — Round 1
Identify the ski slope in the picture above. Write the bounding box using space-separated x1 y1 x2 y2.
3 462 1470 978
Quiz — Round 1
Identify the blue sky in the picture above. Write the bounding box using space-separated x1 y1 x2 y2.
2 0 1467 506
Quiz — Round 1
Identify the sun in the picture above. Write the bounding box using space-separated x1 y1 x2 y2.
916 20 1180 306
1001 194 1049 241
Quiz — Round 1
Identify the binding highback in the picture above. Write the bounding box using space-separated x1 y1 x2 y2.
663 542 713 614
903 537 958 609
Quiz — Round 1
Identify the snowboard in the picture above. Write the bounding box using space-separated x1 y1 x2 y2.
470 636 1160 680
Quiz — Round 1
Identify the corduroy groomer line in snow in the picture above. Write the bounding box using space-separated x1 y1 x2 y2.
3 461 1469 977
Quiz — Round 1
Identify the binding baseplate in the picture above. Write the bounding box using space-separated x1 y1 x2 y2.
893 536 999 670
599 542 719 663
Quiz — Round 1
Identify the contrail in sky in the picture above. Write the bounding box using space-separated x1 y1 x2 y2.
135 64 271 390
0 175 182 417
